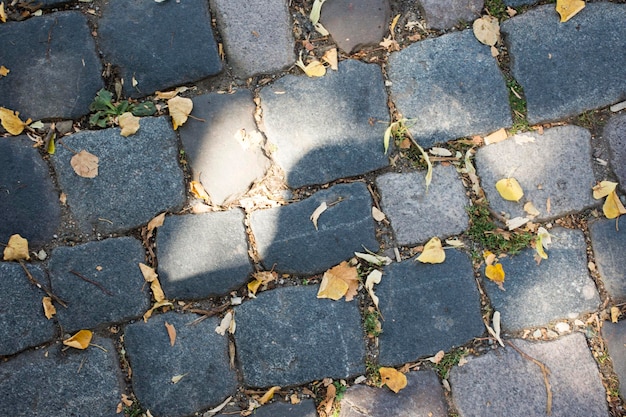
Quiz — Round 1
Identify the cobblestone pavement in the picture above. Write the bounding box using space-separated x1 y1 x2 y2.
1 1 625 416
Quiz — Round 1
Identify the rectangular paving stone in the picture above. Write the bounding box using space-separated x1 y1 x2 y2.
0 12 104 120
484 228 600 331
377 252 485 366
124 312 238 417
603 114 626 189
50 117 185 235
0 263 56 356
48 237 150 333
589 218 626 302
156 210 253 300
260 60 389 188
210 0 295 78
603 321 626 399
250 182 379 275
475 125 596 221
339 370 448 417
0 337 124 416
98 0 222 97
388 30 511 148
179 90 270 205
376 165 470 246
235 285 366 387
419 0 483 30
501 3 626 124
450 334 609 417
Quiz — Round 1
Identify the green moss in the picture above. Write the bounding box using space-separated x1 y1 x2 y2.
466 204 534 254
431 348 468 379
484 0 507 19
505 76 530 134
364 311 382 337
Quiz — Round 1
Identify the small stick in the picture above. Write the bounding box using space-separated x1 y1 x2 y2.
70 270 113 296
507 341 552 416
18 260 68 308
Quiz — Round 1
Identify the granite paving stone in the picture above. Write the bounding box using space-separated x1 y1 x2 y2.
603 320 626 399
320 0 391 53
377 252 484 366
98 0 222 97
0 12 104 120
0 263 56 356
603 113 626 189
387 30 511 148
156 211 253 300
179 90 270 206
419 0 483 30
484 228 600 331
0 135 61 249
51 117 185 235
260 60 389 188
0 337 123 416
503 0 536 6
339 370 448 417
218 400 318 417
250 182 378 274
235 285 366 387
501 3 626 124
124 312 238 417
450 334 608 417
589 219 626 302
48 237 150 333
210 0 295 78
376 165 470 246
475 125 596 221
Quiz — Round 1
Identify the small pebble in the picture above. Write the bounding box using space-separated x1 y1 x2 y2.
532 329 542 338
555 322 571 334
574 319 585 327
546 330 558 338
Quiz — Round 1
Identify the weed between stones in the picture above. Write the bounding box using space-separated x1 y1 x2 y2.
466 204 534 255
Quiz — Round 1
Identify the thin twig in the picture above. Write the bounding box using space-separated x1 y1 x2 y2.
507 341 552 416
70 270 113 296
18 260 68 307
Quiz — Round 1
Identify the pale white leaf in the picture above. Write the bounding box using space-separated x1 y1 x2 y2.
429 147 452 157
171 373 188 384
365 270 382 308
215 311 233 335
354 252 392 266
506 216 530 230
372 206 386 222
444 238 464 248
310 202 328 231
310 0 326 25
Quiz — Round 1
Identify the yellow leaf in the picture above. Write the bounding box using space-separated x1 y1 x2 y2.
168 96 193 130
0 65 9 77
610 306 620 323
472 15 500 46
0 107 29 135
485 263 505 283
118 112 140 137
321 48 338 70
603 190 626 219
164 321 176 346
317 261 359 301
295 57 326 77
535 226 552 260
483 250 496 266
143 300 173 322
523 201 540 217
379 367 407 393
390 13 401 34
592 181 618 199
556 0 585 23
155 86 188 100
259 386 281 405
139 263 165 302
247 279 262 295
42 297 56 319
0 2 6 23
3 234 30 261
416 237 445 264
496 177 524 202
70 149 99 178
310 202 327 230
63 329 93 349
190 180 210 202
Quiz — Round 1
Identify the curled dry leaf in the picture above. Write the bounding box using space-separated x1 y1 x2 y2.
310 202 328 231
295 57 326 77
248 271 278 295
611 306 620 323
63 329 93 349
147 212 166 233
215 311 235 335
0 107 30 135
427 350 445 364
355 251 392 266
429 147 453 157
472 15 500 46
155 86 188 100
535 227 552 260
486 311 504 347
496 177 523 202
321 48 338 70
118 112 140 137
309 0 326 25
190 180 210 202
0 2 5 23
0 65 9 77
143 300 173 322
71 150 99 178
139 263 165 302
524 201 540 217
164 321 177 346
168 96 193 130
3 234 30 261
317 261 359 301
259 386 281 405
42 296 56 319
416 237 445 264
506 216 530 231
365 270 383 309
171 373 188 384
556 0 585 22
379 367 407 393
484 128 507 145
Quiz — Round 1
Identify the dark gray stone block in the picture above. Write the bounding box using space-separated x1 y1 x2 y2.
235 285 366 387
156 211 253 300
419 0 483 30
250 182 379 274
450 334 608 417
226 400 318 417
503 0 536 6
589 219 626 302
484 228 600 331
260 60 389 188
124 312 238 417
210 0 295 78
50 117 185 235
475 126 596 221
0 263 56 356
0 12 104 120
376 165 470 246
388 30 511 148
0 135 60 249
603 113 626 189
48 237 150 333
320 0 391 53
603 321 626 399
502 3 626 124
339 370 448 417
98 0 221 97
0 337 124 416
179 90 270 205
377 253 484 366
